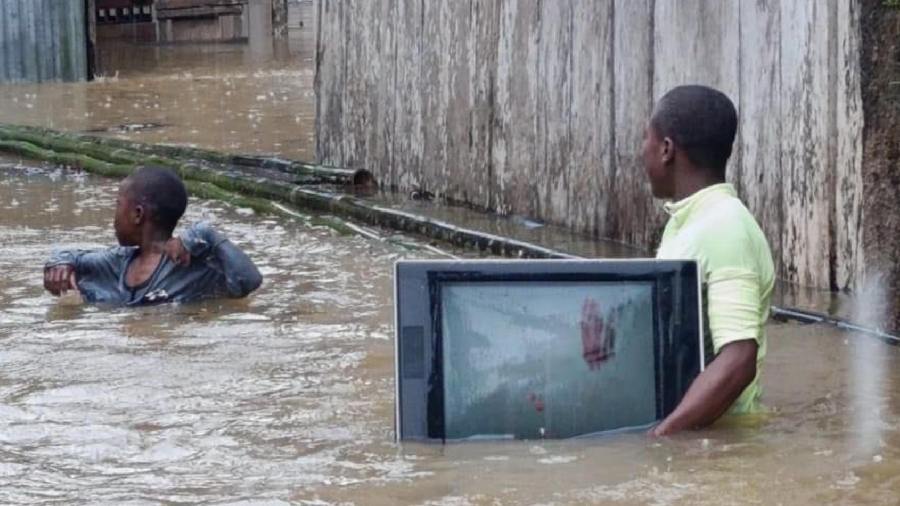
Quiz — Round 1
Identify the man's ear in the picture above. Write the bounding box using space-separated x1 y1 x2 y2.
133 204 145 225
661 137 675 165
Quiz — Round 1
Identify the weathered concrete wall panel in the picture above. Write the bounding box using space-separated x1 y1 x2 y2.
315 0 871 294
314 0 344 167
492 1 541 217
779 0 835 288
0 0 88 83
362 0 396 188
567 1 613 237
425 0 498 208
420 0 450 193
534 0 572 226
835 0 865 292
462 1 500 208
338 0 368 171
739 0 783 270
611 0 661 247
393 0 425 190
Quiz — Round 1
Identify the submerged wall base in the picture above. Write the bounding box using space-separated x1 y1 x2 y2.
0 124 895 338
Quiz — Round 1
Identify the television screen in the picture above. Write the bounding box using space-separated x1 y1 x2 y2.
440 281 656 439
394 260 702 442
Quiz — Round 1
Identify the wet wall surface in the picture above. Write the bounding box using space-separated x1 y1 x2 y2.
314 0 866 296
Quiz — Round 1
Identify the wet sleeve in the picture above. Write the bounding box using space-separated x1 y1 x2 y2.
706 267 762 354
45 248 124 295
179 222 263 298
46 250 83 269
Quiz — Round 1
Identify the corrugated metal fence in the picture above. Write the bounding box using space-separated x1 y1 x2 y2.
0 0 88 83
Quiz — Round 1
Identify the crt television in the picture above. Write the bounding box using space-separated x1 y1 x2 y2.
394 259 703 441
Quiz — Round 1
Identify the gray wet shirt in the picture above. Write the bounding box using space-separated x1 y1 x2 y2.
45 222 262 306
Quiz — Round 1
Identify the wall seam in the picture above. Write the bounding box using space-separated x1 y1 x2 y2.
607 0 617 238
647 0 656 246
486 0 499 211
390 0 399 189
776 0 785 280
535 1 542 218
828 0 840 291
313 0 323 164
736 0 743 197
566 2 574 228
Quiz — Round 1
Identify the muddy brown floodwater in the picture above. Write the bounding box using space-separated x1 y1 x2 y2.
0 3 317 161
2 3 900 505
2 163 900 505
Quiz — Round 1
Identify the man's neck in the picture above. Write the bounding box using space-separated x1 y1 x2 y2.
671 171 726 202
136 229 172 258
126 230 170 288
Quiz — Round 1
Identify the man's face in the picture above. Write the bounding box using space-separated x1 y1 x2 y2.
641 122 674 199
113 181 141 246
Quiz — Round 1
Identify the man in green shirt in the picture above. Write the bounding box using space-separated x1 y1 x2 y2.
642 85 775 436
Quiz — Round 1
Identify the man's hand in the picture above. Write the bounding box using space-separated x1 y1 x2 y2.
164 236 191 267
44 264 77 296
580 297 616 370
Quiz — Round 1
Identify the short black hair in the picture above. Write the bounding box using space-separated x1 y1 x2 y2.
125 165 188 234
650 85 738 174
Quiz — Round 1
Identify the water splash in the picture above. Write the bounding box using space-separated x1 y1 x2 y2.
849 271 891 457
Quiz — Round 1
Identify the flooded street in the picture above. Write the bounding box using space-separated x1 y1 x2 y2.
0 4 316 161
1 3 899 505
1 163 900 505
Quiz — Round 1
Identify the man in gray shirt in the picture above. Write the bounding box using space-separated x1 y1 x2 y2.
43 166 262 305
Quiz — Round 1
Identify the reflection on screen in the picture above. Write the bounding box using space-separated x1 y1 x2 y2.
441 281 656 439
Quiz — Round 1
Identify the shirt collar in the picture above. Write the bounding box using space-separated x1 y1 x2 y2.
663 183 737 221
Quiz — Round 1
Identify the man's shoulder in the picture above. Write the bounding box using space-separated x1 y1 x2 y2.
693 195 767 244
47 244 134 266
684 195 774 276
90 245 137 264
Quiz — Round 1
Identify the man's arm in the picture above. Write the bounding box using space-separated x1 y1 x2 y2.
175 222 263 298
651 267 764 436
650 339 757 436
43 249 122 296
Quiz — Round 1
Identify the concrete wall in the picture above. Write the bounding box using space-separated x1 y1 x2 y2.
0 0 89 83
314 1 877 294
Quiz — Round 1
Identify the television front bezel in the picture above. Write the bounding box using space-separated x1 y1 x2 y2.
394 259 704 442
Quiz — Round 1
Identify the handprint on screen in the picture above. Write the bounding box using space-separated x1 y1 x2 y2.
580 297 616 370
527 392 545 413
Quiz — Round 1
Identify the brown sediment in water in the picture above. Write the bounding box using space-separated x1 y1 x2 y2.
1 162 900 504
0 3 317 160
